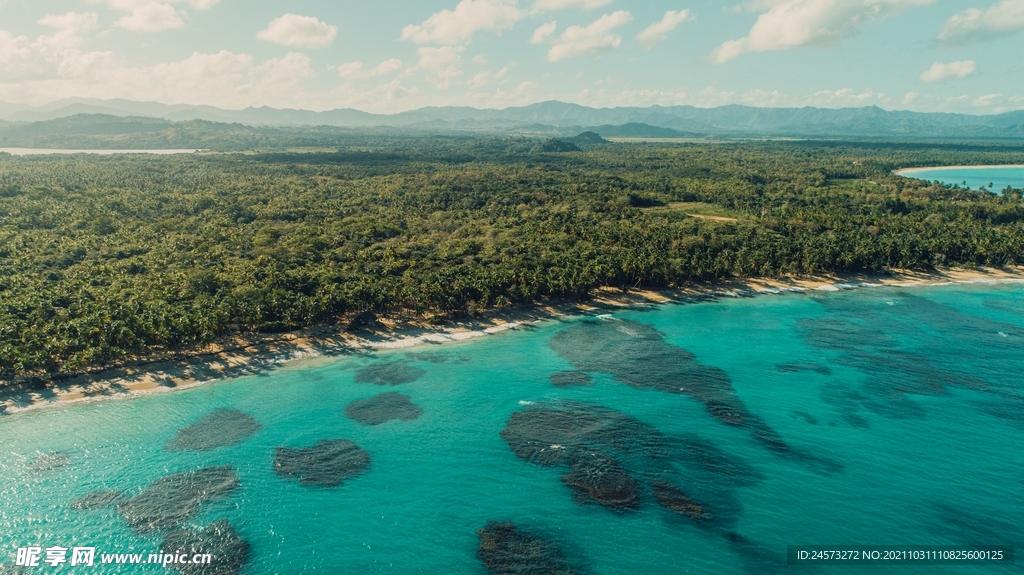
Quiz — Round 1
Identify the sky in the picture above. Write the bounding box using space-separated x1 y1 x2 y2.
0 0 1022 114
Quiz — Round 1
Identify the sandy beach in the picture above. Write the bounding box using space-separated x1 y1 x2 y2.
2 266 1022 416
895 165 1024 176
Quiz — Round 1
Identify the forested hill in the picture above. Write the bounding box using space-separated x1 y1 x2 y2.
3 112 1024 151
2 99 1024 140
1 139 1023 382
0 115 340 150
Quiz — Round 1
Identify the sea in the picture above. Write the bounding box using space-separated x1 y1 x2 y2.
2 281 1023 574
898 165 1024 193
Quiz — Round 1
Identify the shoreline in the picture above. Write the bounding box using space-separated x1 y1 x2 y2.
895 164 1024 176
2 266 1023 417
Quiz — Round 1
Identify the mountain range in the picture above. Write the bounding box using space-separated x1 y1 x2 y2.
1 98 1023 140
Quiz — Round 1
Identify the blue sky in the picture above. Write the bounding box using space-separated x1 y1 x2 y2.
0 0 1022 113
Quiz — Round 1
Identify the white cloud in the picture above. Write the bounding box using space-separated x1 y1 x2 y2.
636 9 693 48
401 0 523 44
0 32 59 80
919 60 977 82
449 79 537 108
115 2 183 32
96 0 219 11
467 65 511 88
94 0 220 33
370 59 404 76
665 84 890 109
55 49 117 78
0 25 104 81
145 50 252 91
532 0 613 10
415 45 465 87
973 93 1002 107
937 0 1024 46
38 12 99 31
805 87 885 106
469 71 491 88
256 52 315 89
712 0 935 63
0 47 323 109
547 10 632 62
570 87 689 107
531 21 557 43
258 14 337 48
336 58 403 79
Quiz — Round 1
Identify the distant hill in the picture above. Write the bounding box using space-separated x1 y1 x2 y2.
2 110 1024 150
1 97 1023 139
588 123 698 139
537 138 581 152
0 113 568 151
0 114 173 138
0 114 298 149
571 131 608 144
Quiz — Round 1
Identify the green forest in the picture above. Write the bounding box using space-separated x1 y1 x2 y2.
2 138 1023 382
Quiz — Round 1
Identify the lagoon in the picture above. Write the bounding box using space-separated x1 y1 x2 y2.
897 165 1024 192
2 282 1023 574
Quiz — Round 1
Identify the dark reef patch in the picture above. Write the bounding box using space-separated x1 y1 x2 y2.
799 290 1024 425
776 361 832 376
166 409 262 452
477 521 579 575
406 352 469 364
549 320 841 473
354 361 426 386
984 298 1024 317
561 450 640 509
975 394 1024 431
71 490 126 510
673 436 763 488
549 320 746 426
819 384 872 428
501 401 759 521
345 393 422 425
500 401 664 468
724 531 792 574
274 439 370 487
27 452 71 474
791 411 819 425
651 480 713 522
550 371 594 388
116 466 240 534
929 503 1021 546
161 520 250 575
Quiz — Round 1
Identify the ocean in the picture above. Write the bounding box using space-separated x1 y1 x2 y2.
898 165 1024 193
2 282 1023 574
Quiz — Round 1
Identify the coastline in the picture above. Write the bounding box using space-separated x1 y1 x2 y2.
2 266 1022 417
895 164 1024 176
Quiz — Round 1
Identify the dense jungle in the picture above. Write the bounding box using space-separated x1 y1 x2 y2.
2 137 1023 381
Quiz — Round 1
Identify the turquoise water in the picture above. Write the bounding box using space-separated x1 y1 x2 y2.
2 282 1024 574
900 166 1024 192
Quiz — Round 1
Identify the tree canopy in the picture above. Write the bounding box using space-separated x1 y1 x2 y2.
1 138 1022 381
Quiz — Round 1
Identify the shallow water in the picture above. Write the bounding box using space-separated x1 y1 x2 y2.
899 165 1024 192
2 282 1023 573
